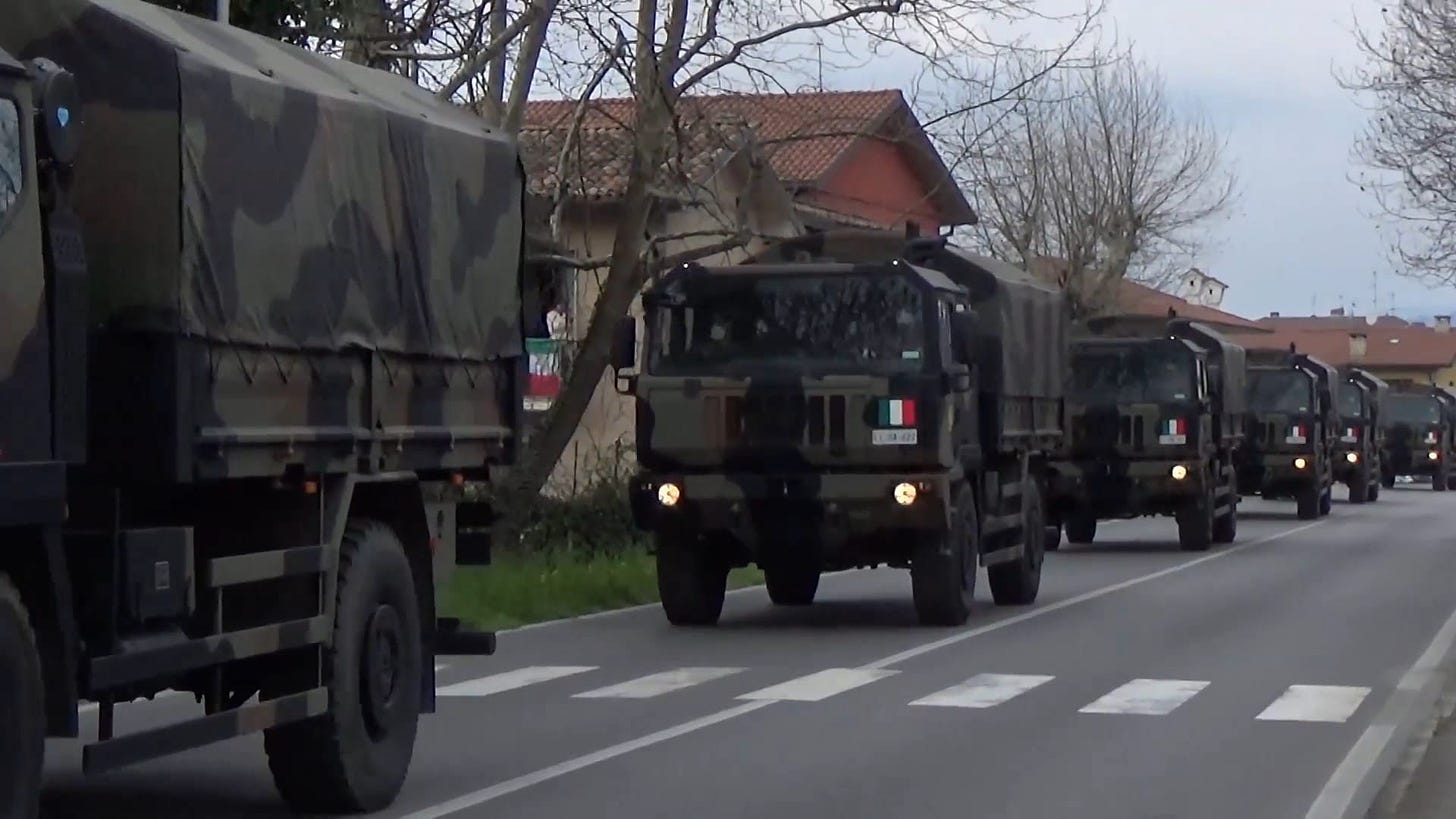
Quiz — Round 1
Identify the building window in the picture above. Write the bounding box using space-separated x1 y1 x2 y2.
0 98 23 223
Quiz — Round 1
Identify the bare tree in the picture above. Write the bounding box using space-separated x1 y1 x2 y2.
1342 2 1456 285
949 50 1237 317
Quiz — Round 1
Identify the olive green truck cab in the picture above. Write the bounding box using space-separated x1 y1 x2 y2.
1235 347 1340 519
1332 367 1388 503
611 230 1069 627
1045 314 1246 552
1379 384 1456 490
1 3 522 814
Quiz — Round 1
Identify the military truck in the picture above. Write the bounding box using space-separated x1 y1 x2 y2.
1332 367 1388 503
1235 347 1339 518
611 229 1068 627
1 2 524 814
1044 313 1245 552
1380 385 1456 490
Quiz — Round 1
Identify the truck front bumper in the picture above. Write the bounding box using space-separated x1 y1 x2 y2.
1238 452 1320 494
1049 458 1208 516
1331 446 1372 483
1386 447 1443 477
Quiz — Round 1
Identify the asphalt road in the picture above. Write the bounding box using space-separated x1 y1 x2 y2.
37 486 1456 819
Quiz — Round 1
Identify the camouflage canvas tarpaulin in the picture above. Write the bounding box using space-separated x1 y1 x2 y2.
2 0 525 362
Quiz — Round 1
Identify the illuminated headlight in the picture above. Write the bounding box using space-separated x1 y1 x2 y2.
1170 464 1188 480
1294 457 1308 470
1430 451 1441 461
657 482 681 506
1346 452 1359 464
893 482 918 506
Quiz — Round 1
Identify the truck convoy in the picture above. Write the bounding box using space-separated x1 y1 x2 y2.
2 1 523 814
1380 385 1456 490
1235 347 1339 519
1332 367 1388 503
611 229 1069 627
1045 313 1245 552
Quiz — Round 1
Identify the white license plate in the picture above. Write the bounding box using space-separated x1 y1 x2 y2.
872 428 918 446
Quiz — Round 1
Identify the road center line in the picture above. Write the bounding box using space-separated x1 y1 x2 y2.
402 518 1325 819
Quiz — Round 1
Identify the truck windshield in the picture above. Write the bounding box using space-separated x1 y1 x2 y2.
1069 342 1195 404
646 272 926 375
1247 369 1315 414
1386 394 1442 426
1339 385 1364 418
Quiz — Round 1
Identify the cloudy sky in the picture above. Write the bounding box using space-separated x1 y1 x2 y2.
818 0 1454 320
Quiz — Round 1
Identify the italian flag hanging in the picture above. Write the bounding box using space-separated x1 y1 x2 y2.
526 338 561 398
878 398 917 427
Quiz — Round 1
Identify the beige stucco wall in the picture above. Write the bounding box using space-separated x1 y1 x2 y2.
541 150 802 495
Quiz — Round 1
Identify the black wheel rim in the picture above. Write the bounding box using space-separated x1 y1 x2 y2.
362 604 404 740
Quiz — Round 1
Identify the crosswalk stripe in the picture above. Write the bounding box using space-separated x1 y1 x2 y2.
437 666 597 697
573 667 745 699
1256 685 1371 723
1078 678 1209 715
910 673 1056 709
736 668 898 702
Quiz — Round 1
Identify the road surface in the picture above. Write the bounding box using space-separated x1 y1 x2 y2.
38 487 1456 819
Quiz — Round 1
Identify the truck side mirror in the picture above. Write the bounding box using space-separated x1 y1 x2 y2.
611 316 637 373
950 311 977 365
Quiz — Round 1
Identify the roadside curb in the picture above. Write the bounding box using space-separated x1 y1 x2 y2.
1306 602 1456 819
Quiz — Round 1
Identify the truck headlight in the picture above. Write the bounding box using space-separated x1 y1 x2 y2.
1170 464 1188 480
657 482 681 506
893 482 917 506
1429 451 1440 462
1346 452 1359 464
1294 457 1308 469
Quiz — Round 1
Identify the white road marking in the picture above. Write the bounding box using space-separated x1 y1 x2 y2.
573 667 745 699
909 673 1056 709
436 666 596 698
402 519 1326 818
1079 678 1209 715
736 668 898 702
1306 593 1456 819
1257 685 1371 723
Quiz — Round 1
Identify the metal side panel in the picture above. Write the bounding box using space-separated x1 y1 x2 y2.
82 686 328 774
89 615 330 691
205 544 332 588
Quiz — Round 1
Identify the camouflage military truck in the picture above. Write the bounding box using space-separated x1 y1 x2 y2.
1332 367 1388 503
1235 347 1340 518
1044 314 1246 552
610 229 1067 627
0 2 524 814
1379 384 1456 490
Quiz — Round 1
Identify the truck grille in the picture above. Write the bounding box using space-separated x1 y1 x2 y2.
722 393 847 448
1074 411 1144 451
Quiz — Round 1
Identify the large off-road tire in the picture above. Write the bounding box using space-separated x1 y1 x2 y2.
265 520 423 814
764 559 819 606
1296 484 1320 519
1348 467 1370 504
0 575 43 819
911 483 977 626
989 477 1044 605
1065 512 1096 545
1435 469 1449 492
1382 471 1397 489
1044 524 1062 552
1177 486 1214 552
1368 480 1380 502
655 529 729 626
1212 492 1238 545
1319 484 1333 516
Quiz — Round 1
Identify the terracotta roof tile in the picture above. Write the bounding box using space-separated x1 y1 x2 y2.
1227 326 1456 369
1112 280 1264 330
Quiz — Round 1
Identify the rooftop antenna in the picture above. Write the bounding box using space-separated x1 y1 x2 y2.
816 42 824 91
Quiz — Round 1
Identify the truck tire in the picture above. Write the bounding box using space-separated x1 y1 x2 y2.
655 529 729 626
1319 484 1333 516
1296 485 1320 519
1368 481 1380 502
1435 471 1448 492
1065 513 1096 545
1212 495 1237 544
988 477 1044 606
1348 468 1369 504
264 520 422 814
0 575 43 819
1044 523 1062 552
764 560 819 606
911 483 977 626
1381 471 1396 489
1177 487 1214 551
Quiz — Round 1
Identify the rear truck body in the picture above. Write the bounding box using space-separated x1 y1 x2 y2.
0 3 524 814
611 229 1069 627
1379 385 1456 490
1044 314 1246 552
1332 367 1388 503
1234 347 1339 519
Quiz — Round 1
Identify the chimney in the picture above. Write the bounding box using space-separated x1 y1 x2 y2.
1330 307 1346 317
1350 332 1368 360
1268 311 1281 318
1438 315 1451 333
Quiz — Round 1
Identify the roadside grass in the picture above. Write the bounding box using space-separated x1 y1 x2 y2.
440 546 766 631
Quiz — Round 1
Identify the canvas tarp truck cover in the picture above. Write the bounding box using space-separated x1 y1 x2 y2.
3 0 525 362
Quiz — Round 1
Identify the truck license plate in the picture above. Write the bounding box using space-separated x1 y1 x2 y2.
872 429 918 446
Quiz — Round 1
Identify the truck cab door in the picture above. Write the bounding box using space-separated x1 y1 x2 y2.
0 70 55 464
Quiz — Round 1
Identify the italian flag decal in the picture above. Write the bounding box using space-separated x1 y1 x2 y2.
1158 418 1186 445
1341 426 1359 443
1286 423 1307 444
878 398 916 427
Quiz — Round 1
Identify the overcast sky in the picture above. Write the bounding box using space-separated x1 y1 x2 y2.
818 0 1455 320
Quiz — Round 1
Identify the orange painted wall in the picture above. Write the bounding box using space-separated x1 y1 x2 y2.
804 137 945 232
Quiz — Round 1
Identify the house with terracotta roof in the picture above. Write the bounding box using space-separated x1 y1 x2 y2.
516 89 974 490
1228 320 1456 387
1025 255 1265 334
